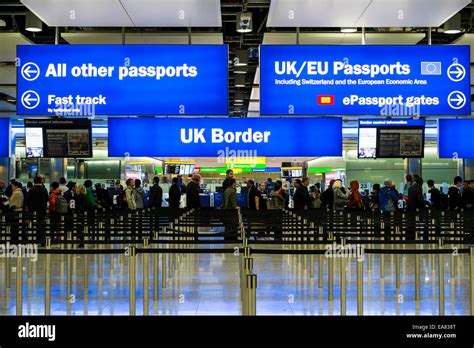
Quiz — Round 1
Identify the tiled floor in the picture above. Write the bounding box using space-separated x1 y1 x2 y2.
0 242 471 315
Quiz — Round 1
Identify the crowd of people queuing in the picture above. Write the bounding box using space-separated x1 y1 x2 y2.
0 171 473 215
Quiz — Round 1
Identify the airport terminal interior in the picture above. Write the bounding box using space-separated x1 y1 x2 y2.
0 0 474 322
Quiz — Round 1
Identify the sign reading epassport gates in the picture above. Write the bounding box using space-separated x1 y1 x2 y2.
108 117 342 157
17 45 228 115
260 45 471 116
438 119 474 159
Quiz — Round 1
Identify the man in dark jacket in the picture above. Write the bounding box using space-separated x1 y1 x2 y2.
222 169 233 192
320 179 335 209
148 176 163 208
407 175 425 211
168 177 181 208
461 179 474 210
186 174 201 209
246 180 259 209
26 177 49 246
293 178 309 210
448 176 463 210
427 179 443 210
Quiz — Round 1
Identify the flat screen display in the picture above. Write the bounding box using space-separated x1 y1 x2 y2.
164 163 195 175
358 119 425 159
24 118 92 158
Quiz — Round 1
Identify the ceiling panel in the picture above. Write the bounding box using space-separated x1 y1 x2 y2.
267 0 470 28
0 101 16 112
21 0 221 27
21 0 134 27
453 34 474 62
263 32 425 45
121 0 221 27
0 33 32 62
0 87 16 98
62 32 223 44
0 66 15 84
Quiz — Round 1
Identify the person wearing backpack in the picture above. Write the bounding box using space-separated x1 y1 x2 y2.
379 179 398 212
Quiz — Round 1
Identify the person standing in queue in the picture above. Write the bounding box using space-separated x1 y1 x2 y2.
134 179 145 209
448 176 463 210
186 174 202 209
246 179 259 209
84 180 100 210
26 177 49 246
320 179 336 209
293 178 308 210
347 180 364 210
124 179 137 211
58 177 68 195
333 179 350 211
223 178 239 240
222 169 234 192
168 177 182 209
148 176 163 208
8 181 24 243
407 175 425 211
255 181 268 211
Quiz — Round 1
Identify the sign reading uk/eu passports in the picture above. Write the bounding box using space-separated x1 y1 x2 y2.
108 117 342 157
17 45 228 115
260 45 471 116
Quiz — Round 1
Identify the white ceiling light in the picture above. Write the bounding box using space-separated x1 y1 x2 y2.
234 50 248 67
25 11 42 32
235 75 245 87
341 27 357 33
237 12 252 33
0 19 6 27
444 13 461 34
234 65 247 74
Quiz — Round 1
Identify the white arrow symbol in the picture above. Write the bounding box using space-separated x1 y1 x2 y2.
23 93 37 106
21 90 40 110
447 91 466 110
23 65 38 78
452 66 463 79
21 62 40 81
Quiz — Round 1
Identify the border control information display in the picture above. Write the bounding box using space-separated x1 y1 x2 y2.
358 119 425 159
438 119 474 158
25 119 92 158
17 45 228 115
260 45 470 115
108 117 342 158
0 118 9 157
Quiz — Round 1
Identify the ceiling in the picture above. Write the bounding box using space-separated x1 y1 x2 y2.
0 0 473 120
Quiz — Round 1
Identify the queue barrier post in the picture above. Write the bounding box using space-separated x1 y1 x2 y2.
154 231 159 301
438 240 445 316
470 246 474 315
357 258 363 316
246 274 257 316
128 245 136 316
45 237 51 316
16 254 22 315
5 226 10 289
143 238 149 316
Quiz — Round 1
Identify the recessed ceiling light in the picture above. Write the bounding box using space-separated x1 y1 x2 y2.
341 28 357 33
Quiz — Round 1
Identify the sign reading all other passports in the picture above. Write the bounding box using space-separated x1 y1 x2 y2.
17 45 228 115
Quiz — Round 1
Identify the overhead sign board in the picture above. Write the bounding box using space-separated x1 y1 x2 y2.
108 117 342 157
260 45 470 116
17 45 228 115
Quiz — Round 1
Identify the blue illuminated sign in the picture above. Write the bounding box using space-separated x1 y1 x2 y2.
260 45 470 116
108 117 342 157
0 118 9 157
17 45 228 115
438 119 474 158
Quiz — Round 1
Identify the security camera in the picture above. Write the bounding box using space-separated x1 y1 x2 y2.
237 12 252 33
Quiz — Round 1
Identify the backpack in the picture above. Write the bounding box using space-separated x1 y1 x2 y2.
320 188 332 207
56 195 68 214
384 190 396 211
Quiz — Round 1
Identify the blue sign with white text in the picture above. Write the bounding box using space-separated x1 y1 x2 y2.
108 117 342 157
0 118 10 157
17 45 228 115
438 119 474 158
260 45 470 116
